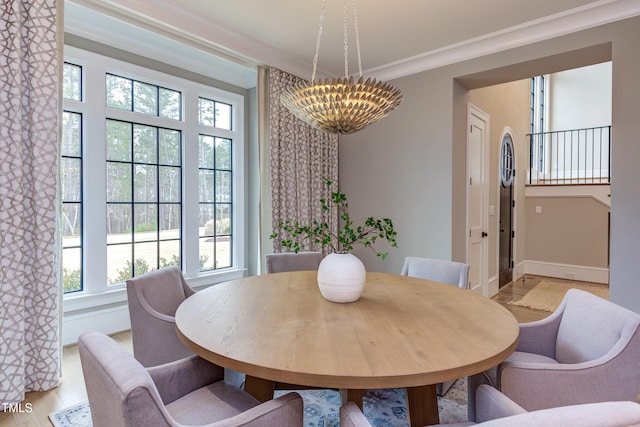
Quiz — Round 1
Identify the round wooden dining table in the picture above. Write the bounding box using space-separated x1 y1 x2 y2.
175 271 519 426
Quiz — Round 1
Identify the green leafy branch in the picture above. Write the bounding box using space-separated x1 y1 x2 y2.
270 179 398 259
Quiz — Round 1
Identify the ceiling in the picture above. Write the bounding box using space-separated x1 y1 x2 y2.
66 0 640 88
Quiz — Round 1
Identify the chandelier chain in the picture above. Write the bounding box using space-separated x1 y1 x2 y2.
352 0 363 77
343 0 349 78
311 0 328 83
281 0 403 134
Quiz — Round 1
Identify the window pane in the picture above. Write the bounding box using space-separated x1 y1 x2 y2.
107 163 132 202
62 247 82 292
159 88 181 120
199 170 214 202
106 120 132 162
200 204 214 235
61 203 82 237
107 243 133 284
134 241 159 273
215 171 232 202
215 236 231 268
107 205 132 243
63 63 82 101
216 102 232 130
62 112 81 156
215 138 231 169
199 135 214 168
199 237 215 271
198 97 215 127
159 129 181 166
106 74 132 110
134 164 158 202
134 204 157 241
159 166 180 202
133 125 157 164
216 204 231 235
133 81 158 115
159 240 180 268
61 158 81 203
159 205 180 240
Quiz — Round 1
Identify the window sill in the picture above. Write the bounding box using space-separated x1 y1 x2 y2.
63 267 247 314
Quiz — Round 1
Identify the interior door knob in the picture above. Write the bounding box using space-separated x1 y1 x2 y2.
481 232 488 237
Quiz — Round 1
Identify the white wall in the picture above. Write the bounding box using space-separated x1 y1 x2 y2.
549 62 612 131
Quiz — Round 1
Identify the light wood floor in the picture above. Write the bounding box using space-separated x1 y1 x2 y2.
0 275 608 426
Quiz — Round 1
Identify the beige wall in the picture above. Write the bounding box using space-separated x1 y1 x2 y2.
339 16 640 312
525 196 609 268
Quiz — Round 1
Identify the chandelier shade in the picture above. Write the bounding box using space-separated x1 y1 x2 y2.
281 0 403 134
281 76 403 134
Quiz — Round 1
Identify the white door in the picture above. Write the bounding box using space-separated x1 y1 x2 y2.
467 104 489 296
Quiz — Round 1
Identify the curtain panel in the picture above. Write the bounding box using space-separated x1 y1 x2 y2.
268 67 339 255
0 0 60 405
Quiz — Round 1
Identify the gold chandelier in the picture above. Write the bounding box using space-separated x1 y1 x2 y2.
281 0 403 135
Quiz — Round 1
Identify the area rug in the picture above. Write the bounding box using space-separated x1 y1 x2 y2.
49 379 467 427
508 280 609 313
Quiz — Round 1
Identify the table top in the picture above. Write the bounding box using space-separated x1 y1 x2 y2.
175 271 519 390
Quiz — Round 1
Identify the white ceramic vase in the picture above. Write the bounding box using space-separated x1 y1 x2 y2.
316 253 366 303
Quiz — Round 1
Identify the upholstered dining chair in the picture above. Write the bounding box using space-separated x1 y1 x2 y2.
468 288 640 421
126 266 195 367
400 256 470 289
340 384 640 427
78 330 304 427
400 256 470 396
265 251 323 273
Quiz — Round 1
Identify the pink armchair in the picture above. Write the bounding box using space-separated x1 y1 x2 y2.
78 330 303 427
400 256 470 396
265 251 323 273
400 256 470 289
126 266 196 367
340 385 640 427
468 288 640 420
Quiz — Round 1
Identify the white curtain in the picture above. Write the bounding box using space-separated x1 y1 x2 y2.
0 0 61 404
267 67 339 255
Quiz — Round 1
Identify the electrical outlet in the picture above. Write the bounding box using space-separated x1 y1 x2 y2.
535 206 542 214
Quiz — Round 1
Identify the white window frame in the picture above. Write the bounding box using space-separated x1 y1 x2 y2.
62 45 246 314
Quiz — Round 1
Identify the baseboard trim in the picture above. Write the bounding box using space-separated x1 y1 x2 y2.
487 275 499 297
63 303 130 346
522 260 609 284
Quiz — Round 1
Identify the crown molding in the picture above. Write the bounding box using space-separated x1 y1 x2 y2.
66 0 640 87
365 0 640 81
65 0 315 82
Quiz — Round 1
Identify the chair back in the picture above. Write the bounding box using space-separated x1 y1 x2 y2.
126 266 195 366
78 331 171 427
556 289 640 364
400 256 470 289
265 252 323 273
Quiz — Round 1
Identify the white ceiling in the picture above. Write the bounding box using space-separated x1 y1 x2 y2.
66 0 640 88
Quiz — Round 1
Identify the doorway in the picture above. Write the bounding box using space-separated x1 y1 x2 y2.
498 132 515 288
467 104 489 296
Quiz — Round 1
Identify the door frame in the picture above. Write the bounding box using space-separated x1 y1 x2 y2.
466 103 489 296
495 127 517 293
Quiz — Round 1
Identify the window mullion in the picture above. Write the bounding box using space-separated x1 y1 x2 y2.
182 87 200 278
83 61 109 294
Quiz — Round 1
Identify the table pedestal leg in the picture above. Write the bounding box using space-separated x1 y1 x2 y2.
340 389 364 410
244 375 276 402
406 384 439 426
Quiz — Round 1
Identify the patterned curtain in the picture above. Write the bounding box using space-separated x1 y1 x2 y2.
0 0 61 404
269 67 339 254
